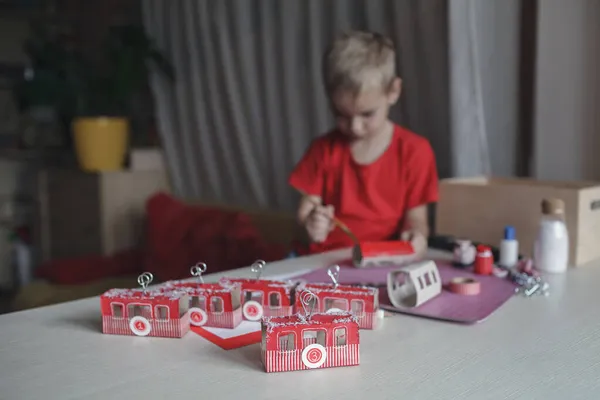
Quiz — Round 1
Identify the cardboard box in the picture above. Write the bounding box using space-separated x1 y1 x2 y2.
435 177 600 267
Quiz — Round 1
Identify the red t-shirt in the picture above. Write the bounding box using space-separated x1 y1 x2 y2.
288 124 439 254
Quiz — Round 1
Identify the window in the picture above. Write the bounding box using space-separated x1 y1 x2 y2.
334 327 347 346
279 332 295 351
128 304 152 319
231 289 241 310
302 329 326 348
424 272 432 286
429 271 438 284
350 300 364 316
155 305 169 320
211 297 224 313
179 296 189 317
417 275 425 290
111 303 124 318
324 298 348 312
191 295 206 310
269 292 281 308
245 290 263 304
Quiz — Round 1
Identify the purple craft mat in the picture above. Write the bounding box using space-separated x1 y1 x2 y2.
292 259 517 324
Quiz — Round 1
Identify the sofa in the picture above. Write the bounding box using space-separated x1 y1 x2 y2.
11 200 305 313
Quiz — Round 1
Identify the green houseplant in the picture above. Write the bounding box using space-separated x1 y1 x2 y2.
15 21 174 171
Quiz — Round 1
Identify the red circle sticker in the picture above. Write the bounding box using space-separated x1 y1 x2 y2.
242 301 263 321
307 348 323 363
189 308 207 327
129 316 152 336
301 344 327 368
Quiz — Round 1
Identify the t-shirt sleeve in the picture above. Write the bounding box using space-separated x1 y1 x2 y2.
405 139 439 209
288 138 326 196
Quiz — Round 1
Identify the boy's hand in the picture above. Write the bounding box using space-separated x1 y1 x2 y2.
401 230 427 257
305 205 335 243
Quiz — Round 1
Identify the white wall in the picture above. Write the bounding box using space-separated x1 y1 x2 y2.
533 0 600 181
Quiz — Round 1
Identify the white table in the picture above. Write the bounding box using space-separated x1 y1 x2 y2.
1 248 599 400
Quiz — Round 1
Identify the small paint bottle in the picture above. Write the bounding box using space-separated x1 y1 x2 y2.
474 245 493 275
499 225 519 269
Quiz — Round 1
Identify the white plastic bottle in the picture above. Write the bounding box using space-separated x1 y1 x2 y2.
533 198 569 274
499 225 519 268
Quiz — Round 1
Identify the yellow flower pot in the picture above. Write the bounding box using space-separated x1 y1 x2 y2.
72 117 129 172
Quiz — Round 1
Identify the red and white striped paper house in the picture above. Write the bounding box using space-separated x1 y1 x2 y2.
294 283 381 330
352 240 415 267
100 288 190 338
220 277 296 321
261 312 360 373
161 280 243 329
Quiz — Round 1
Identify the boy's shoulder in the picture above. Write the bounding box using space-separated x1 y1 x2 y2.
305 129 347 154
393 124 433 151
389 125 436 167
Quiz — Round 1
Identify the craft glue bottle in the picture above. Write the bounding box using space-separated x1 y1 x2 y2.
499 225 519 268
533 198 569 274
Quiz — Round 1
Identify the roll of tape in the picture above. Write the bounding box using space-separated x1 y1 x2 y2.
448 277 481 295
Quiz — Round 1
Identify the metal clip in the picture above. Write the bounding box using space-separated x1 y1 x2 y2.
509 269 550 297
251 260 266 280
137 272 153 294
327 265 340 290
190 262 207 284
300 290 317 320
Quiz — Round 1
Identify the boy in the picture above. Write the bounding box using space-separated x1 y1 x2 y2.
288 30 439 257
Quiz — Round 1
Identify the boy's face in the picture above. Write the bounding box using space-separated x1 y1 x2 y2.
330 78 401 141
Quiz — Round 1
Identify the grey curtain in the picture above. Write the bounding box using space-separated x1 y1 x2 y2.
142 0 522 211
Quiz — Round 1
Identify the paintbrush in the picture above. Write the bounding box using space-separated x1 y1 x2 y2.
294 188 359 243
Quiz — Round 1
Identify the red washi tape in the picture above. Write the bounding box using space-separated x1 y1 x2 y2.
448 277 481 295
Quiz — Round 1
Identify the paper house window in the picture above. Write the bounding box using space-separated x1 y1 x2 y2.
211 297 224 313
191 295 206 310
418 270 437 290
303 329 326 347
111 303 124 318
334 327 347 346
350 299 364 316
128 304 152 318
324 297 348 312
278 332 295 351
179 295 189 317
269 292 281 308
231 292 241 310
245 290 263 304
155 305 169 320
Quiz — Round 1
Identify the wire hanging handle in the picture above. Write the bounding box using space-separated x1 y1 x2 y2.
190 262 207 284
250 260 266 280
137 272 153 293
327 265 340 290
300 289 317 320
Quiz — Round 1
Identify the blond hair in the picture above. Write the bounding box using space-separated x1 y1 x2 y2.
322 30 396 96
